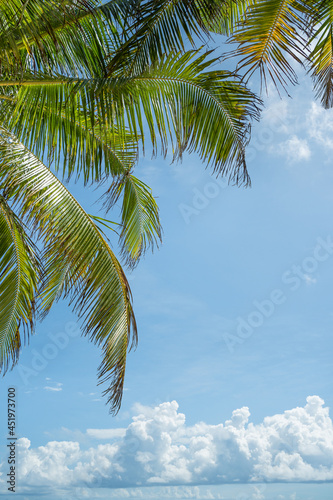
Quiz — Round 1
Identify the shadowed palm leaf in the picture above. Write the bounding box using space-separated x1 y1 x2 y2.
0 0 130 77
205 0 255 36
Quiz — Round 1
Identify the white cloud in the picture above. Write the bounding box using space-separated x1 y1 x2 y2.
256 94 333 165
261 99 291 135
306 102 333 150
277 135 311 163
44 382 63 392
1 396 333 495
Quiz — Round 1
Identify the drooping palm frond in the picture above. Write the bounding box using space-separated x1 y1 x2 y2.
0 195 40 374
0 50 261 185
106 50 261 184
0 133 137 414
307 0 333 108
21 0 137 78
104 174 162 267
228 0 309 92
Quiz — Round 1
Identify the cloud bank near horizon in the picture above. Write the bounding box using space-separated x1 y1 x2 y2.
1 396 333 495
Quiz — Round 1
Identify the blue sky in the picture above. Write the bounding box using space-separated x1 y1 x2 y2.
1 61 333 498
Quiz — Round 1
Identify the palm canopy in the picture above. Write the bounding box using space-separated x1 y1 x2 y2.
0 0 261 413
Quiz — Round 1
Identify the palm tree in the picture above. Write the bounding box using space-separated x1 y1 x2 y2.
0 0 260 413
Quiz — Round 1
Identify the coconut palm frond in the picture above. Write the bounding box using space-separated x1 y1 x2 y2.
0 0 134 78
0 133 137 414
0 50 261 185
228 0 308 92
107 0 237 75
104 174 162 267
307 0 333 108
106 50 261 184
0 83 139 183
0 194 40 374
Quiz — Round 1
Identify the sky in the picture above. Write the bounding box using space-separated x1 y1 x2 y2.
1 44 333 499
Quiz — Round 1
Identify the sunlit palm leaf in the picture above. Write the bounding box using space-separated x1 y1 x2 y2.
0 0 264 414
0 133 137 414
307 1 333 108
108 50 260 183
0 195 40 374
228 0 308 91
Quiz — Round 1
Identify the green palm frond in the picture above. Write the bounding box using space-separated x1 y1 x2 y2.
0 50 261 185
228 0 308 91
0 0 134 78
0 195 40 374
1 82 139 183
104 174 162 267
108 50 260 184
23 0 134 78
106 0 235 75
307 1 333 108
0 0 94 72
0 0 267 414
0 133 137 414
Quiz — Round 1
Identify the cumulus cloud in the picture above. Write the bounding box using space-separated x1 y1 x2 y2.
256 96 333 165
0 396 332 495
